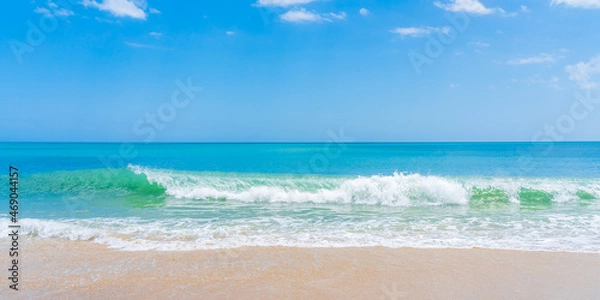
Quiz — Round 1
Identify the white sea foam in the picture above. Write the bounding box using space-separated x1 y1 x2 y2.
3 214 600 252
5 166 598 252
128 165 600 206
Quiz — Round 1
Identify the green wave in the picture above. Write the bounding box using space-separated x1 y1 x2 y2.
25 168 166 197
469 187 510 209
16 167 600 208
577 190 596 200
519 188 553 210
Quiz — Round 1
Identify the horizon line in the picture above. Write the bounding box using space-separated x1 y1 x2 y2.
2 140 600 144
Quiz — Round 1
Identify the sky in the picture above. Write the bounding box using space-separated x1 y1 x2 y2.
1 0 600 142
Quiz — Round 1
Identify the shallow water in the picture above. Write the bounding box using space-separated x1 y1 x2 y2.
1 142 599 251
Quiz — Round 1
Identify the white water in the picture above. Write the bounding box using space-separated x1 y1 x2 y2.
3 211 600 252
130 165 600 206
2 166 599 252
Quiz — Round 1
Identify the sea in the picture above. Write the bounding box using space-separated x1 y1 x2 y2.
1 142 599 252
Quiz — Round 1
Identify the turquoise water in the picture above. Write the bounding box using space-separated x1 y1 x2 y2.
1 142 600 251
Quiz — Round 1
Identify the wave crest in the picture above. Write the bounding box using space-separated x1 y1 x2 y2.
129 165 599 207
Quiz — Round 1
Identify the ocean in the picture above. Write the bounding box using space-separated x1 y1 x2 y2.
1 142 599 252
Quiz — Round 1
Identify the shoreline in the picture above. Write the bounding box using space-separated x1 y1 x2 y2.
10 239 600 299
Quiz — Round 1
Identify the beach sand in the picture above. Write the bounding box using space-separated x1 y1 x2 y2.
10 239 600 299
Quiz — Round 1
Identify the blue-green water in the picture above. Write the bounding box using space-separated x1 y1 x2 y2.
1 142 599 251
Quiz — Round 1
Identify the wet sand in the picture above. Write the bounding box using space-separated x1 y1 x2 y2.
9 239 600 299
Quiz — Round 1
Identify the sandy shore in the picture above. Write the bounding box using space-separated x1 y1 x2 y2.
8 239 600 299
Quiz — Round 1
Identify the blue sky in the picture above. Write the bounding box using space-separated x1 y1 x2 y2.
2 0 600 142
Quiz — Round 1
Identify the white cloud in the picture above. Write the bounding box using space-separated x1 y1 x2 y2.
433 0 503 15
149 7 160 14
513 74 563 90
520 5 530 12
82 0 148 19
469 41 489 53
389 26 450 38
469 41 490 48
125 41 152 48
507 53 557 65
226 31 235 35
551 0 600 9
54 8 75 17
34 4 74 17
280 8 346 23
549 76 560 88
34 7 52 16
328 12 347 20
256 0 318 7
124 41 171 50
359 8 370 16
565 55 600 89
512 74 563 91
149 31 163 37
281 8 321 22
